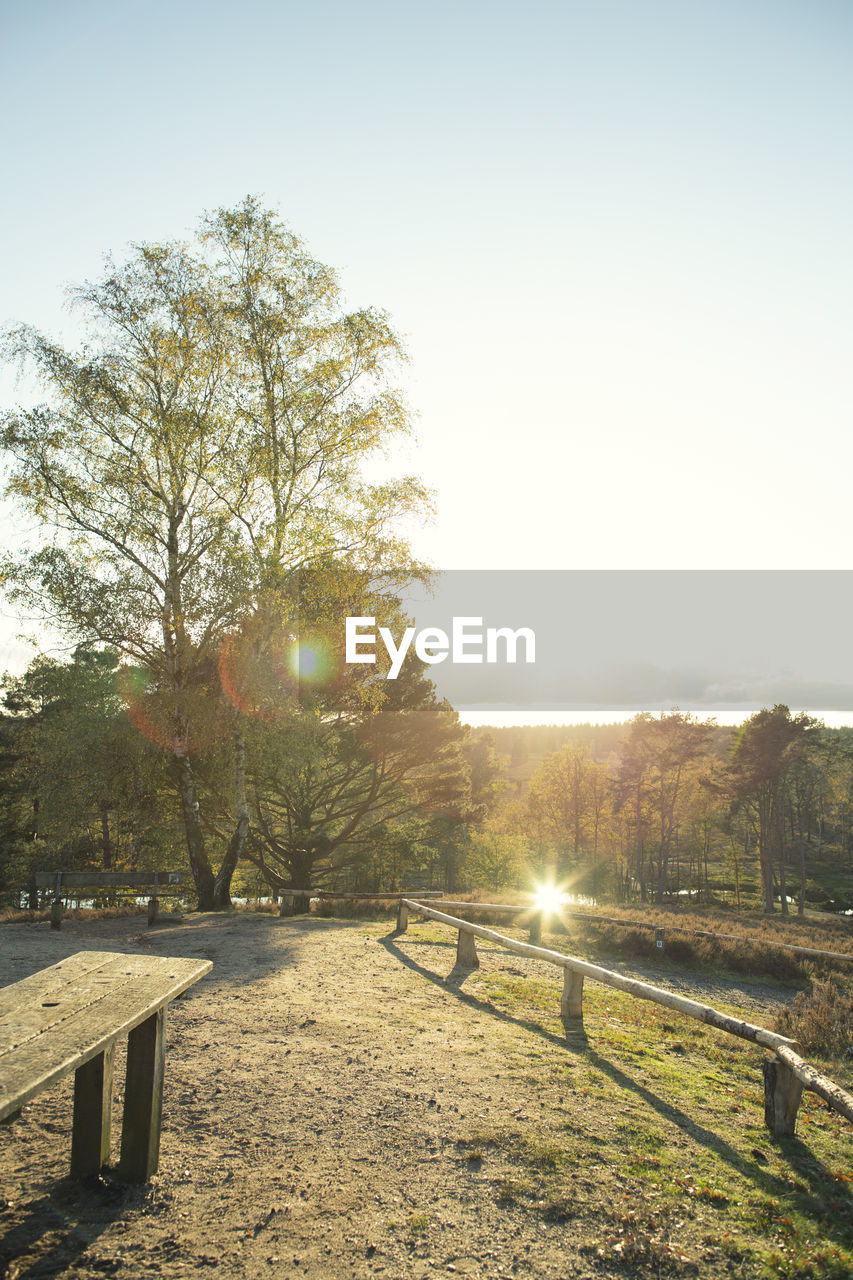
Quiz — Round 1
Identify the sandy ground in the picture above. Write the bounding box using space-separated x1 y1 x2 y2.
0 912 806 1280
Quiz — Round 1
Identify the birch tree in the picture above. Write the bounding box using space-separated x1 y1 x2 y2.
1 199 428 908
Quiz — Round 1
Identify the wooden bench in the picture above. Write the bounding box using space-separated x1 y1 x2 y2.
0 950 211 1182
35 871 183 929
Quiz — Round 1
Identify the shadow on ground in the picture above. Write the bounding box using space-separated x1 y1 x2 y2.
0 1176 130 1280
382 929 852 1250
2 913 367 990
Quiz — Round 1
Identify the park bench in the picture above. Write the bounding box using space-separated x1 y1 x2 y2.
35 870 183 928
0 950 211 1181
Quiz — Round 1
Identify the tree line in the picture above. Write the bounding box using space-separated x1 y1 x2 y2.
480 708 853 914
0 637 504 908
3 650 851 917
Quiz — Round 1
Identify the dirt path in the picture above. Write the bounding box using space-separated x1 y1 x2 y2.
0 912 823 1279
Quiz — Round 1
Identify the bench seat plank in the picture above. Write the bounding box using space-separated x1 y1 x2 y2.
0 952 155 1055
0 951 123 1017
0 953 211 1123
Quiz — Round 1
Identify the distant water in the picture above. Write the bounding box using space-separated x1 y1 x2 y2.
459 708 853 728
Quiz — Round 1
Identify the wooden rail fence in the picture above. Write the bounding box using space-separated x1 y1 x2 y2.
401 899 853 966
399 899 853 1139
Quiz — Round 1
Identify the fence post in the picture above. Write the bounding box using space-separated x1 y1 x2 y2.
561 969 584 1025
529 911 542 946
763 1055 803 1137
396 900 409 933
456 927 479 969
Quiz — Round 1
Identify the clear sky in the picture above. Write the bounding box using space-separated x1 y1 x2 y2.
1 0 852 674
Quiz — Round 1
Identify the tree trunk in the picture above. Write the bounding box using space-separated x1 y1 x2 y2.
100 803 112 868
797 805 807 917
758 791 775 914
762 856 775 913
446 836 457 894
173 751 216 909
212 723 250 909
635 785 646 902
777 800 789 917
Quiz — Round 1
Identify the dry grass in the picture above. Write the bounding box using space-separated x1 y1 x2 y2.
564 902 853 955
314 895 400 920
567 916 811 981
0 903 150 925
774 980 853 1059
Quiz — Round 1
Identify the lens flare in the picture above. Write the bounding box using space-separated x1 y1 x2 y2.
532 883 565 915
286 637 335 684
118 667 176 752
218 634 275 722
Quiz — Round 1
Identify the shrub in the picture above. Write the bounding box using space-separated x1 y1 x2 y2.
774 979 853 1057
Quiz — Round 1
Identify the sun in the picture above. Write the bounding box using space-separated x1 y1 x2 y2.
532 883 564 915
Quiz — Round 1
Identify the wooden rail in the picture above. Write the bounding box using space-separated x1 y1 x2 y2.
316 890 443 901
400 899 853 1139
34 872 183 889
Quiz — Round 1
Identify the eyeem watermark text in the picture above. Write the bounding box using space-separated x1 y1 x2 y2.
345 616 536 679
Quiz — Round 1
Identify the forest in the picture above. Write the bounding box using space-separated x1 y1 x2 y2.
2 640 852 920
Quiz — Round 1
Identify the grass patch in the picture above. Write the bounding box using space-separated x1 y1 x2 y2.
406 919 853 1278
581 1208 699 1273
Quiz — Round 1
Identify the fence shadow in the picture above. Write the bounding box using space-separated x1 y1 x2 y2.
381 933 850 1238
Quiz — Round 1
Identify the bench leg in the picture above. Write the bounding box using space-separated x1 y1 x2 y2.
119 1009 166 1182
71 1045 114 1177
